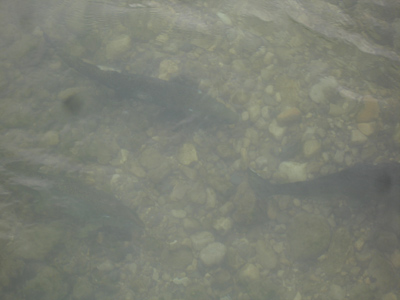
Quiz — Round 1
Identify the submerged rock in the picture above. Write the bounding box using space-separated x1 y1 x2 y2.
199 242 227 266
287 213 331 261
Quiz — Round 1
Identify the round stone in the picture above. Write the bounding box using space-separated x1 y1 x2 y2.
303 139 321 158
178 143 198 166
199 242 227 266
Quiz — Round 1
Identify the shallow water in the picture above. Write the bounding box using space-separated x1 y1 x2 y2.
1 0 400 299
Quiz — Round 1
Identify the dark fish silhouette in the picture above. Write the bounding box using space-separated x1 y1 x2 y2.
43 33 238 124
249 162 400 204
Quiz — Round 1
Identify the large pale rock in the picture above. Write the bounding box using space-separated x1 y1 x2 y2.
278 161 308 182
199 242 227 266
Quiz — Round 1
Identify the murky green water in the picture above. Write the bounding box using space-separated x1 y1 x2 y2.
1 0 400 299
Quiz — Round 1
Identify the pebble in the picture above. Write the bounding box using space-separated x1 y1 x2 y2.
309 76 338 103
239 263 260 283
158 59 179 80
351 129 367 144
328 103 344 116
199 242 227 266
97 260 114 272
354 237 365 251
293 292 302 300
329 283 346 300
173 277 190 286
263 52 274 64
303 139 321 158
42 130 59 146
217 12 232 25
268 119 286 140
190 231 215 251
265 85 274 95
356 95 380 122
276 107 302 125
178 143 198 165
261 106 270 119
171 209 187 219
106 34 131 60
278 161 308 182
248 104 261 122
357 122 376 136
213 217 233 235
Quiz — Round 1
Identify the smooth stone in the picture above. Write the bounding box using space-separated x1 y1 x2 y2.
171 209 187 219
97 260 114 272
239 263 260 284
199 242 227 266
263 52 274 64
261 106 270 119
172 277 190 286
42 130 59 146
351 129 368 144
106 34 131 60
357 95 380 122
309 76 338 103
213 217 233 235
178 143 198 166
265 85 274 95
354 237 366 251
278 161 308 182
217 12 232 25
293 292 302 300
241 111 249 121
276 107 302 125
329 284 346 300
357 122 376 136
268 119 286 140
248 104 261 122
303 139 321 158
190 231 215 251
328 103 344 116
158 59 179 80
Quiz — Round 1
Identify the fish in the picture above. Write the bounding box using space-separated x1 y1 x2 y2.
248 162 400 205
43 33 238 124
